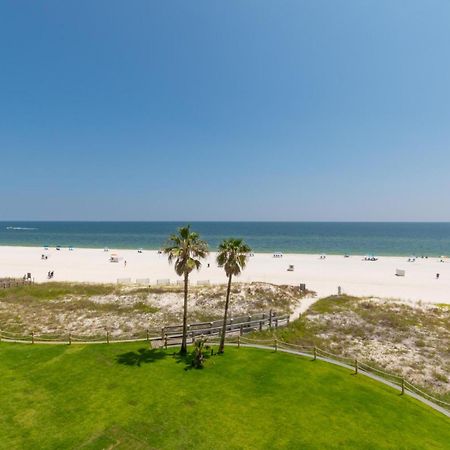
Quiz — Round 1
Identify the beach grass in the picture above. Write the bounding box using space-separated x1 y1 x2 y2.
0 282 190 304
0 343 449 449
0 282 119 302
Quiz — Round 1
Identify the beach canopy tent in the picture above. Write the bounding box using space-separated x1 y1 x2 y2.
109 254 120 263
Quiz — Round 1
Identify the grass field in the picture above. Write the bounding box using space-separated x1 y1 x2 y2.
0 343 449 449
251 295 450 402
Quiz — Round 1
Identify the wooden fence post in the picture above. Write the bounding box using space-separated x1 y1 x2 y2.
275 317 279 328
146 329 150 342
237 335 240 349
31 331 34 344
240 324 243 336
401 378 405 395
106 330 110 344
68 333 72 345
354 359 358 375
274 339 278 352
161 327 165 340
259 320 263 331
269 309 273 328
164 334 168 349
313 346 317 360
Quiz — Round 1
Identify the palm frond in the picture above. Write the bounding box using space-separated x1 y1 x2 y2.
162 225 209 276
216 238 252 277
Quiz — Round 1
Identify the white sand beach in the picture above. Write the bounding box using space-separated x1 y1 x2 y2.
1 246 449 304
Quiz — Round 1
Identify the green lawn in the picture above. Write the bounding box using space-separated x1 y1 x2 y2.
0 343 449 449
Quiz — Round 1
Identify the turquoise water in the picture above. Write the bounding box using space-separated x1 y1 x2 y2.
1 222 450 256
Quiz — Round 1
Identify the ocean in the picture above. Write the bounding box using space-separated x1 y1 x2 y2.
1 222 450 256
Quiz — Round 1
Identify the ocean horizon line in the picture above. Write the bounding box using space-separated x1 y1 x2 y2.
2 220 450 224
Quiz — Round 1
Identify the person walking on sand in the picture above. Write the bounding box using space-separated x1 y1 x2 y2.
124 260 127 267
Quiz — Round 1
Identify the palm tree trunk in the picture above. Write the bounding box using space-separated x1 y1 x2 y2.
180 272 189 355
219 274 233 354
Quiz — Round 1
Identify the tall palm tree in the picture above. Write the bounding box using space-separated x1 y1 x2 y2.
163 225 209 355
217 238 252 354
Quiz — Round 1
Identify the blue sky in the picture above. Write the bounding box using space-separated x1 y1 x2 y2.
1 1 449 221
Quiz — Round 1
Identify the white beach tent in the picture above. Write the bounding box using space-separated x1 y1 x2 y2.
109 253 120 263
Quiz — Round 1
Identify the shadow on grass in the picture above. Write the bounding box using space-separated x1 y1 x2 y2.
116 348 169 367
116 347 214 371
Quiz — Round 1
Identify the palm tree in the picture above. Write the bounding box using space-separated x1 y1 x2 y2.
163 225 209 355
216 238 252 353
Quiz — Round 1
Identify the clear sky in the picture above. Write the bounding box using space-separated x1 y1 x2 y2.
1 1 449 221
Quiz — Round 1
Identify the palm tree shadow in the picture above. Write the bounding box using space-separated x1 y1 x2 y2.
116 348 168 367
172 352 195 371
116 347 213 370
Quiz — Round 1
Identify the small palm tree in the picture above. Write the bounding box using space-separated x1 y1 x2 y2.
163 225 208 355
217 238 252 353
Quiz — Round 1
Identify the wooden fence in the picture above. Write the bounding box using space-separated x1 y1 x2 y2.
160 310 288 342
206 335 449 417
0 310 289 346
0 278 33 289
0 314 448 417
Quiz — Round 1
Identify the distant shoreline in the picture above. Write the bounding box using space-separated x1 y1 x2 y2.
0 243 447 258
1 221 450 257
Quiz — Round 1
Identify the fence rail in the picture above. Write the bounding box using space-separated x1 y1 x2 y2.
0 310 288 345
0 278 34 289
221 335 449 416
160 311 288 340
1 313 448 417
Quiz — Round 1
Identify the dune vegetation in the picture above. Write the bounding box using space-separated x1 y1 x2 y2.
0 281 307 337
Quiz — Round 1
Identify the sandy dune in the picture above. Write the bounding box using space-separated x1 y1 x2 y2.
0 246 449 303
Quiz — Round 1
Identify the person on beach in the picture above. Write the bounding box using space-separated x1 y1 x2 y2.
124 260 127 267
